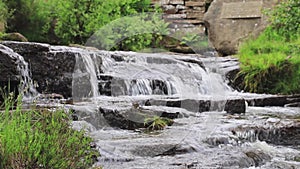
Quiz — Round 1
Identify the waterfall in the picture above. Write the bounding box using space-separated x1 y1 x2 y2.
0 45 38 100
72 52 101 101
97 52 232 99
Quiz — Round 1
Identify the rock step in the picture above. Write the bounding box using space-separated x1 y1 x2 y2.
146 98 246 114
245 95 300 107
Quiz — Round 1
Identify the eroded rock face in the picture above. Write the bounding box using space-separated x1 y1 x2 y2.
204 0 278 56
0 44 20 99
0 41 88 97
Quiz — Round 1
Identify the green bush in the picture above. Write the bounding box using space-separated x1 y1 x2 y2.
0 94 99 169
268 0 300 39
88 13 169 51
0 0 8 29
3 0 161 49
52 0 156 46
3 0 53 42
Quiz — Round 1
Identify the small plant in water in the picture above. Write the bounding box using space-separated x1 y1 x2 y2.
144 116 173 130
0 92 99 169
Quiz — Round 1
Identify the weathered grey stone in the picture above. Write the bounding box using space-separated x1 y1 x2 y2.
151 0 170 5
186 11 205 19
163 5 179 14
171 19 203 24
164 13 187 19
204 0 279 56
176 4 187 9
169 0 184 5
185 1 206 7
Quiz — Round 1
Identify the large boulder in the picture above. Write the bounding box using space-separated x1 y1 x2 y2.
204 0 278 56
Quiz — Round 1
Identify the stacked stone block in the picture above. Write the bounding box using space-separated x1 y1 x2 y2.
152 0 207 34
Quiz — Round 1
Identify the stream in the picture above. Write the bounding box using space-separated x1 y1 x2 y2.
7 44 299 169
67 51 299 169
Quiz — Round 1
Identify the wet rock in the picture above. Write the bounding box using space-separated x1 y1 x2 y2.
204 0 278 56
0 41 78 98
177 58 205 70
233 121 300 146
0 44 21 99
147 98 246 114
1 41 50 53
244 150 271 167
257 126 300 146
225 99 246 114
285 102 300 107
246 95 300 107
99 107 177 130
100 107 148 130
132 144 196 157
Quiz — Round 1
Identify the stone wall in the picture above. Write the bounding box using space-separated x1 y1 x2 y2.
151 0 208 35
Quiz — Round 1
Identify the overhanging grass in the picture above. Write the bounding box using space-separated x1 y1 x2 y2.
237 27 300 94
0 94 99 169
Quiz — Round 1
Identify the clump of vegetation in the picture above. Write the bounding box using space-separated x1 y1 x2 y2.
144 116 173 130
2 0 169 51
0 93 99 169
0 0 9 31
267 0 300 40
236 0 300 94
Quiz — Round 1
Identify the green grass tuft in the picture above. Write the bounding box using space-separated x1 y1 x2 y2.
144 116 173 131
0 93 99 169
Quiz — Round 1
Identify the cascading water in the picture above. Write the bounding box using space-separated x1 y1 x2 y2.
0 45 38 100
72 52 101 101
69 49 300 169
95 51 231 99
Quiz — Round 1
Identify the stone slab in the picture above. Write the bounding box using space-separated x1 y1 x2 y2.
169 0 184 5
221 1 263 19
170 19 203 24
185 1 206 7
164 13 187 19
186 11 205 19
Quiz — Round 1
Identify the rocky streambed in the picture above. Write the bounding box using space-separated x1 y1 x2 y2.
0 41 300 169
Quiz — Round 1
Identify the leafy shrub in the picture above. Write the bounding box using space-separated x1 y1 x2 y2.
0 94 99 169
3 0 53 42
0 0 9 29
87 13 169 51
52 0 156 46
268 0 300 39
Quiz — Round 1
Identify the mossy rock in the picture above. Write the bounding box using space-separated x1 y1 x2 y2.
1 32 28 42
0 22 5 33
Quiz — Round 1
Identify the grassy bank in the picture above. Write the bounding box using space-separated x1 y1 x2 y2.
237 28 300 94
0 94 99 169
236 0 300 94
